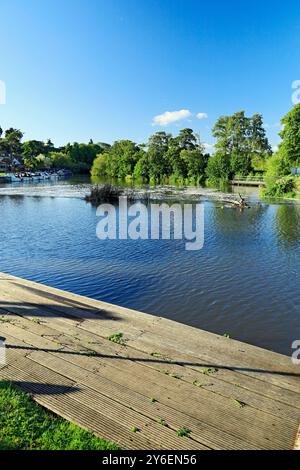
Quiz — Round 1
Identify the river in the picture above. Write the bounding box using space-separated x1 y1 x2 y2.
0 177 299 355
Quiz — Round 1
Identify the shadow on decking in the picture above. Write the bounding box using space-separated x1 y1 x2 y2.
12 381 80 395
5 343 300 378
0 292 119 321
0 288 299 379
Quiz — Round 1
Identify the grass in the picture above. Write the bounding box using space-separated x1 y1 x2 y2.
176 427 191 438
202 367 218 375
158 417 168 427
107 332 125 345
0 381 119 450
150 352 162 358
159 369 182 379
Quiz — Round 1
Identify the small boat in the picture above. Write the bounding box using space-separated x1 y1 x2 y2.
9 174 23 183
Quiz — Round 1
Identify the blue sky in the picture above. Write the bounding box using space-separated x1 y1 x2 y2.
0 0 299 149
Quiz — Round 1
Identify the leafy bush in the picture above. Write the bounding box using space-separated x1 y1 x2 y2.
264 176 296 197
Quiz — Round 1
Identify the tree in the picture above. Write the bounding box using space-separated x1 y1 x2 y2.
265 153 291 177
212 111 271 179
45 139 55 154
175 128 197 150
91 140 140 179
3 128 23 166
49 152 74 169
22 140 46 168
206 152 232 184
91 153 109 177
146 132 172 181
182 148 208 183
133 152 150 180
277 104 300 168
63 141 110 173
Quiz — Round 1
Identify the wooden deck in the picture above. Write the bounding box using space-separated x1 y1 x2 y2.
0 272 299 450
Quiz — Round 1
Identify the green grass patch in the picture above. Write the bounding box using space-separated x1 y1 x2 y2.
202 367 218 375
107 332 125 345
150 352 162 358
176 427 191 438
130 426 140 433
0 381 119 450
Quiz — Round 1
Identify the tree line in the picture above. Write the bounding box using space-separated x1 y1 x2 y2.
91 106 300 192
91 111 273 184
0 127 109 173
1 105 300 192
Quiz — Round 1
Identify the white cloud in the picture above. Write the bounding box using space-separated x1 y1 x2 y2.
196 112 208 120
152 109 192 126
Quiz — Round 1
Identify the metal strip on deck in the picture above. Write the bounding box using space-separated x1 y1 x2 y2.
0 272 299 450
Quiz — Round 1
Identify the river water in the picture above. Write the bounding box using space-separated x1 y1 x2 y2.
0 177 299 355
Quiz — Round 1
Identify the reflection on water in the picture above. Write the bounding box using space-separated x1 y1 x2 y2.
0 181 299 355
275 204 300 250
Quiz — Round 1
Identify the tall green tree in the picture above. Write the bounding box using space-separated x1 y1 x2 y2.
22 140 46 169
277 104 300 168
3 128 24 165
211 111 271 179
147 132 172 181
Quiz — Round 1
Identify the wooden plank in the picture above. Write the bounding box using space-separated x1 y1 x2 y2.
1 308 299 424
1 324 297 450
0 329 260 449
0 272 299 450
1 273 297 380
1 357 207 451
1 277 299 397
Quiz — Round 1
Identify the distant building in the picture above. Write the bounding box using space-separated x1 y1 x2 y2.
0 157 22 172
291 167 300 175
0 158 9 172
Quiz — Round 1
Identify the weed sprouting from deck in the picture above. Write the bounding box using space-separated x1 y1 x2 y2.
192 380 203 387
108 332 125 345
150 397 157 403
0 316 13 323
130 426 140 433
159 369 182 379
202 367 218 375
150 352 162 358
158 418 168 427
233 399 247 409
176 427 191 438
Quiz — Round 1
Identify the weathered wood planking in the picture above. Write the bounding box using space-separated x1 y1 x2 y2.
0 272 299 450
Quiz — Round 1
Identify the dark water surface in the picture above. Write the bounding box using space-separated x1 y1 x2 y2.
0 179 299 355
